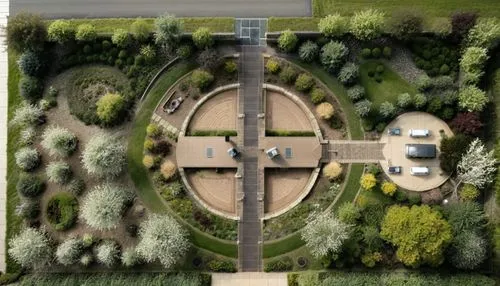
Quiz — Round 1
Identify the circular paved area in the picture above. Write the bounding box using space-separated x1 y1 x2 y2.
265 169 311 213
188 89 237 131
266 91 313 131
379 112 453 192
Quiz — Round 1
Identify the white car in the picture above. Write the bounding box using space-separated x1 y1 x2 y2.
266 147 279 159
408 129 430 137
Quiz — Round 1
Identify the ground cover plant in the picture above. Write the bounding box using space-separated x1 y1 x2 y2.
46 192 79 230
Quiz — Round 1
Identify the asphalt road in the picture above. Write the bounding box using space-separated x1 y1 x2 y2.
10 0 311 18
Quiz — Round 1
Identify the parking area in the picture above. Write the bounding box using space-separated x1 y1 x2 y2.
379 112 453 192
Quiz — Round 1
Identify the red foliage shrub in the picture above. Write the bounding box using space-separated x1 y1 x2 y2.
451 12 477 42
450 112 483 136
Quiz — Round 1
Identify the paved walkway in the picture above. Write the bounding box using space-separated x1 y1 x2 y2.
212 273 287 286
0 0 8 273
238 46 263 272
325 140 385 163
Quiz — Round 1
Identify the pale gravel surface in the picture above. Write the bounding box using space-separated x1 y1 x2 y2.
0 0 8 272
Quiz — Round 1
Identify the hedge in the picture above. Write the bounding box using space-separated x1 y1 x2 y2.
265 130 315 137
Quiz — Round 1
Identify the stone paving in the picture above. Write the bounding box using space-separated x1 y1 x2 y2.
212 272 287 286
0 0 8 273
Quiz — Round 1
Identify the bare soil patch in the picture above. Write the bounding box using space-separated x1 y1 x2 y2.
265 169 312 214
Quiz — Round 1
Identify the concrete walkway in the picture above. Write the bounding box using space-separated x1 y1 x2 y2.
212 273 287 286
0 0 8 273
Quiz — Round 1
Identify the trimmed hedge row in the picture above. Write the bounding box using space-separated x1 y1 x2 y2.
265 129 316 137
188 130 237 136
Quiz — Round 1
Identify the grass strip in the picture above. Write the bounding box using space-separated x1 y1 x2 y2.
267 17 320 32
127 62 237 258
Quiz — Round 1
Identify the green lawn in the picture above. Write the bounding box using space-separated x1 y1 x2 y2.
359 60 417 110
46 17 235 35
267 17 320 32
313 0 500 17
330 164 364 212
6 48 23 273
127 61 238 258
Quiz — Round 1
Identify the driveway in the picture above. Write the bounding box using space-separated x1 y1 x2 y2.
10 0 311 18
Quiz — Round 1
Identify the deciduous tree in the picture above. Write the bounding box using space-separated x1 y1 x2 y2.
301 212 351 258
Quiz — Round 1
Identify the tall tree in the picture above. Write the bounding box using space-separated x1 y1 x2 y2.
456 138 496 193
154 13 182 52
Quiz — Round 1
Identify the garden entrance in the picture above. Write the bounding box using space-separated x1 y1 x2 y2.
235 18 267 46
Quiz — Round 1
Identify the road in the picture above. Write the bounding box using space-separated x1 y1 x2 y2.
10 0 311 18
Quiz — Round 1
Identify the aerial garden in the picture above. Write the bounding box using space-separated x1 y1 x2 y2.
2 2 500 286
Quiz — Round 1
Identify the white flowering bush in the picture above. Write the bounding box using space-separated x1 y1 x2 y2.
41 126 78 157
379 101 396 118
81 133 126 177
301 212 351 258
8 228 52 268
56 238 84 266
354 99 372 117
10 102 44 128
46 161 72 184
397 93 412 108
136 214 189 269
350 9 385 40
96 240 120 267
121 247 140 267
80 184 134 230
15 147 40 171
20 127 36 146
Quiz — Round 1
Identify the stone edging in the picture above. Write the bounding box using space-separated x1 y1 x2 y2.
263 168 321 220
179 83 241 135
262 83 324 142
139 57 180 102
179 168 239 221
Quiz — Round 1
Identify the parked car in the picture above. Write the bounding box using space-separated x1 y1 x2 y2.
388 128 401 136
408 129 430 137
410 166 430 176
388 166 402 174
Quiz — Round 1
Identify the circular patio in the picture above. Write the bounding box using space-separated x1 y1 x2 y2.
379 112 453 192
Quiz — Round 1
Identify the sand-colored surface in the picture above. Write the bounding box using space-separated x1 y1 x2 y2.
265 169 312 213
266 91 313 131
186 169 237 216
188 90 237 131
379 112 453 192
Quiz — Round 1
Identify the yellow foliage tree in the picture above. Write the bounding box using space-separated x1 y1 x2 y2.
360 173 377 191
323 161 343 180
316 102 335 120
381 181 397 196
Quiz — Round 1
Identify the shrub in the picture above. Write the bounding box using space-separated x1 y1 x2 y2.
143 155 155 169
320 41 348 72
18 51 45 77
318 13 348 37
20 126 36 146
379 101 395 118
136 214 189 269
302 212 351 258
279 66 298 84
121 248 140 267
191 69 214 91
388 8 423 39
46 161 72 184
56 238 84 266
97 241 120 267
81 134 126 177
41 126 78 157
295 73 314 92
450 231 487 270
323 161 342 180
460 184 479 201
8 228 51 268
67 178 85 196
207 259 237 272
299 41 319 63
338 202 361 224
310 88 326 104
266 59 281 74
6 12 47 51
160 160 177 180
361 48 371 59
140 45 157 62
175 45 191 59
458 85 488 112
360 173 377 191
430 18 452 38
264 256 293 272
347 85 365 101
80 253 94 266
17 173 44 197
81 184 133 230
19 76 43 101
467 18 500 48
375 122 386 133
154 13 183 51
96 92 126 126
46 192 79 230
397 92 412 108
460 47 488 85
350 9 385 40
111 29 131 48
338 62 359 85
375 64 384 73
451 11 477 41
75 24 97 41
450 112 483 136
439 134 471 174
383 47 392 59
131 18 151 42
146 123 162 138
192 27 213 49
354 99 372 117
15 147 40 171
224 60 237 74
372 48 382 59
278 30 298 53
412 93 427 109
15 199 40 220
381 181 397 196
316 102 335 120
366 163 381 175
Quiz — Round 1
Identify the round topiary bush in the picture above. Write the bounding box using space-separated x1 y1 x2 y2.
316 102 335 120
372 48 382 58
41 126 78 158
323 161 343 180
361 48 371 59
46 192 79 231
320 41 348 72
265 59 281 74
96 240 120 267
224 60 237 74
295 73 315 92
310 88 326 104
15 199 40 220
375 64 385 73
48 20 75 43
347 85 365 101
75 24 97 41
56 238 84 266
19 76 43 101
338 62 359 85
278 30 298 53
46 161 72 184
279 66 298 84
298 41 319 63
160 160 177 180
18 51 46 77
81 133 126 178
17 173 44 197
191 69 214 91
111 29 131 48
192 27 213 49
15 147 40 171
96 92 126 126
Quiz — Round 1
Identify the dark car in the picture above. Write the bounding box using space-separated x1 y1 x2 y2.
388 166 402 174
405 144 436 159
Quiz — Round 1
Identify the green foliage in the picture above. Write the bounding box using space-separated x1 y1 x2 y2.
207 259 237 272
460 47 488 85
379 101 395 118
460 184 479 201
175 45 191 59
190 69 214 91
412 93 427 109
8 228 51 269
41 126 78 157
266 59 281 74
318 13 348 37
15 147 40 171
46 192 79 231
361 48 371 59
19 76 43 101
46 161 72 184
467 18 500 48
347 85 365 101
146 123 162 138
75 24 97 41
96 92 126 126
224 60 237 74
338 202 361 224
295 73 315 92
279 66 298 84
189 130 237 136
154 13 183 51
320 41 348 72
18 51 45 77
16 173 44 197
354 99 372 117
411 37 459 77
15 199 39 220
439 134 471 174
350 9 385 40
111 29 131 48
310 88 326 104
388 8 423 39
380 205 452 267
382 47 392 59
265 130 315 137
397 92 412 108
131 18 151 42
264 256 293 272
278 30 299 53
458 85 488 112
140 45 157 61
338 62 359 85
6 12 47 51
66 178 85 196
192 27 213 49
299 41 319 63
